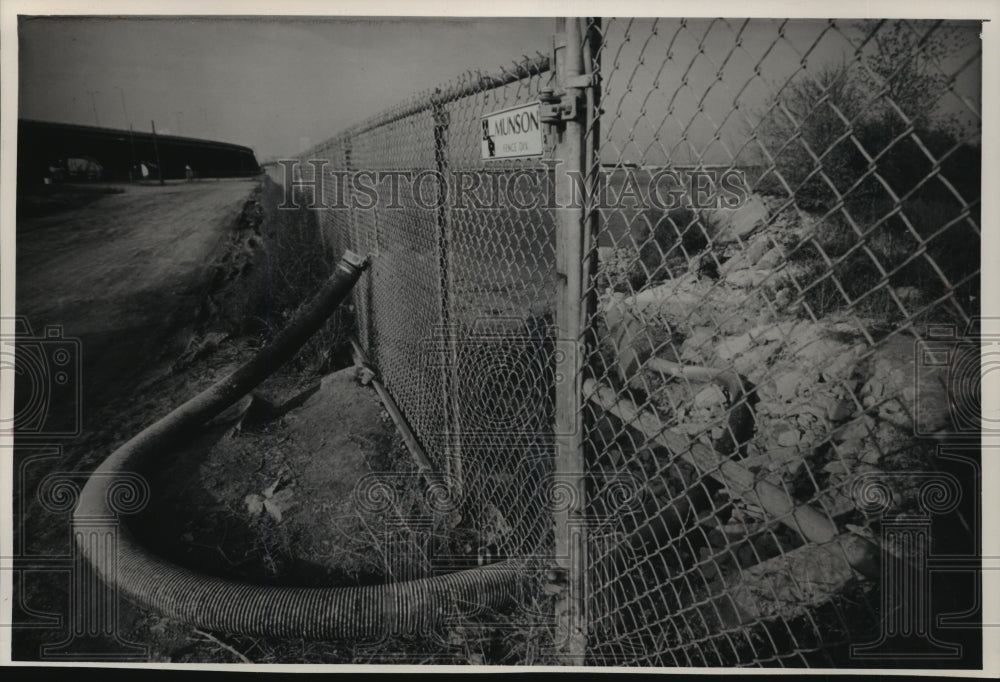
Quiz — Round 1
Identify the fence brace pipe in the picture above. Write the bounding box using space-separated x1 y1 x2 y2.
73 250 524 640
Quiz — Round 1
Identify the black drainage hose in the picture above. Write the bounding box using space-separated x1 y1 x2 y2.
74 250 524 640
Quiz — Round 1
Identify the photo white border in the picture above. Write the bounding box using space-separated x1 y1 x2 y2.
1 0 997 674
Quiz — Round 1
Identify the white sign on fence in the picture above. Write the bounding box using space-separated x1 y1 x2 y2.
480 102 544 160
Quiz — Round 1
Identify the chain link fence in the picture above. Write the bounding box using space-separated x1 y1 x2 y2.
298 56 560 569
582 17 980 666
292 16 981 666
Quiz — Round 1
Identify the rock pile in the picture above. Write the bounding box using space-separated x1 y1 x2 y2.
595 192 957 533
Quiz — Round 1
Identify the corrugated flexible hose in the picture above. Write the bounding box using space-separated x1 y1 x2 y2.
74 250 523 640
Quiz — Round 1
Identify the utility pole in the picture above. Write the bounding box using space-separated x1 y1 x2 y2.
116 87 137 182
151 120 164 185
127 124 138 183
86 90 100 125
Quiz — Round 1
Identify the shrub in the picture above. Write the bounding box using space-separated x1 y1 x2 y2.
757 22 980 320
756 62 867 211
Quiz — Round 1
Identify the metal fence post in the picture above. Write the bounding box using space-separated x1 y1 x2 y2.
431 96 463 498
580 18 602 646
552 15 591 664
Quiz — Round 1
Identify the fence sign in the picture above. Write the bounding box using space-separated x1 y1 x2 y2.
480 102 543 160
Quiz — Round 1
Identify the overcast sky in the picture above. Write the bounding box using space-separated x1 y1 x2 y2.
18 16 981 164
18 17 554 159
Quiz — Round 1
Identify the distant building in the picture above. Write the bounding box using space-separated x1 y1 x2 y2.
18 119 260 185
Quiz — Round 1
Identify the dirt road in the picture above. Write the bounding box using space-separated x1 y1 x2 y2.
16 179 258 421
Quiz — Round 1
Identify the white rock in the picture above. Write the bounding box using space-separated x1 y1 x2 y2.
680 326 715 361
746 238 770 265
880 398 903 414
773 288 793 309
726 268 770 289
704 194 769 244
859 448 882 465
719 252 748 275
822 459 851 475
731 346 781 383
821 344 864 383
694 384 728 408
756 246 784 270
777 428 801 447
818 488 857 517
748 320 797 343
833 415 874 443
864 378 884 399
716 333 753 361
797 403 828 422
774 371 808 402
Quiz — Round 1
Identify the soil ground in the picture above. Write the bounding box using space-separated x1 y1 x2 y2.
16 179 258 414
10 178 417 663
128 367 418 590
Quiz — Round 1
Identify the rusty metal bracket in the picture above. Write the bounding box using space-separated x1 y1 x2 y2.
540 88 584 126
564 73 600 89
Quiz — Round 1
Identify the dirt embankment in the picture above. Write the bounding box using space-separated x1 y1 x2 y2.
13 176 381 662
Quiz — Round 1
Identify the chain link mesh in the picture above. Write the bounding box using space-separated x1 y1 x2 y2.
438 63 559 562
294 16 981 666
582 17 980 666
299 57 559 565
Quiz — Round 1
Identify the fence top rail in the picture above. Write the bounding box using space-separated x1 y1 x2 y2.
301 53 551 159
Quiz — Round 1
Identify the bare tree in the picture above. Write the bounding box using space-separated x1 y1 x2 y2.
854 20 964 129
